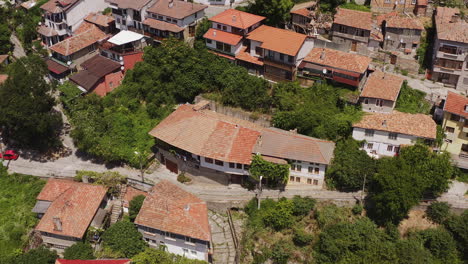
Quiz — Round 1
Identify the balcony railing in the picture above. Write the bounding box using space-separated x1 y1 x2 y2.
436 51 466 61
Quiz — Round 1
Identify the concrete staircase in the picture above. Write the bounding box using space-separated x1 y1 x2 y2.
209 211 236 264
110 199 122 225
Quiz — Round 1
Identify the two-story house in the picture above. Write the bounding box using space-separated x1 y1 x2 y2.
148 101 335 187
352 111 436 157
298 47 371 88
84 12 116 34
431 7 468 91
331 8 372 52
371 0 428 16
204 9 265 60
106 0 154 31
143 0 207 41
135 180 211 261
246 25 314 81
33 179 108 253
360 71 404 113
441 92 468 168
39 0 109 46
383 16 424 54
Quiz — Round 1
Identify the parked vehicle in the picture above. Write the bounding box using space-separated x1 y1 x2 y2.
0 150 19 160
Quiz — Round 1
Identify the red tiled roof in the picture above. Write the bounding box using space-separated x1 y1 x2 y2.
135 180 211 241
106 0 152 10
0 54 8 64
417 0 428 5
208 50 235 60
204 28 243 46
353 111 436 139
360 71 404 101
333 8 372 31
35 179 107 239
123 52 144 71
435 7 468 43
235 46 264 66
41 0 78 13
122 186 147 208
55 260 129 264
74 21 96 35
37 25 58 37
55 260 130 264
290 1 316 17
84 12 115 28
50 25 107 56
376 11 398 27
143 18 184 33
386 16 424 30
303 48 371 73
149 104 262 164
46 59 70 75
0 74 8 85
209 9 265 30
444 91 468 118
247 25 307 56
93 71 124 97
147 0 207 19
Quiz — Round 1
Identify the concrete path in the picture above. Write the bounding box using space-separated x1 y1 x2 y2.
209 211 236 264
438 180 468 209
10 33 26 59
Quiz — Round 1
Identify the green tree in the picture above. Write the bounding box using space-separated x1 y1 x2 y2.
263 198 294 231
426 202 451 224
443 211 468 261
101 220 147 258
0 55 62 151
63 242 95 260
326 139 378 191
129 194 146 222
417 228 460 263
291 196 316 216
319 0 346 12
238 0 294 27
0 24 11 54
132 248 208 264
195 17 211 41
4 246 58 264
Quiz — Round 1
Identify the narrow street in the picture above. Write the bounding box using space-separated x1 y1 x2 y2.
10 33 26 59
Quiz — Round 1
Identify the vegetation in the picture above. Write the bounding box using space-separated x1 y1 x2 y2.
1 246 58 264
132 248 207 264
0 24 11 54
339 2 371 12
236 0 294 27
319 0 346 13
129 195 146 222
101 220 147 258
0 165 45 259
395 82 431 114
177 172 191 183
63 242 95 260
426 202 451 224
249 154 290 188
75 170 126 196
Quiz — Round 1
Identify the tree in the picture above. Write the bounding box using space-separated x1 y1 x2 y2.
101 220 147 258
195 17 211 41
0 24 11 54
129 195 146 222
4 246 58 264
416 228 460 263
443 211 468 261
291 196 316 216
0 55 63 151
426 202 451 224
263 198 294 231
63 242 95 260
249 154 290 188
238 0 294 27
319 0 346 12
326 139 378 191
132 248 207 264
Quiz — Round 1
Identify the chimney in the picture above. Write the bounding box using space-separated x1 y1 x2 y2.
450 14 459 23
232 15 236 22
53 217 62 231
213 30 217 37
184 204 190 211
320 49 325 60
168 0 174 8
382 120 387 127
464 104 468 112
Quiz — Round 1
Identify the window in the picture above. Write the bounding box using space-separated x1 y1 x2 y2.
236 163 242 169
244 165 250 170
365 129 374 137
367 143 374 149
364 98 369 104
229 162 235 168
204 157 213 163
280 53 284 61
216 41 223 50
314 168 319 174
185 237 196 244
307 179 312 184
117 18 121 24
215 160 224 166
288 55 294 63
217 24 221 29
411 0 416 5
195 12 198 18
446 127 455 133
295 177 301 182
308 167 314 173
387 145 394 152
389 133 398 140
450 114 460 122
183 248 189 255
191 250 197 256
206 39 212 44
222 26 227 31
165 232 176 239
375 99 383 107
313 179 319 185
290 176 295 182
291 164 296 171
255 46 262 56
296 165 302 171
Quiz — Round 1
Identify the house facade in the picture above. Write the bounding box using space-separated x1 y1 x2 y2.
106 0 154 31
431 7 468 91
39 0 109 46
371 0 428 16
298 47 371 87
148 101 335 187
289 1 331 36
33 179 108 253
330 8 372 52
360 71 404 113
352 111 436 157
135 181 211 261
441 92 468 169
383 16 424 53
143 0 207 41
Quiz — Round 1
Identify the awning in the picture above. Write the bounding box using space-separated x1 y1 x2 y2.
46 59 69 75
108 30 145 46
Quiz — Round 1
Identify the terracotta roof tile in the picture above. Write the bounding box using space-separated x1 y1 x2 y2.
106 0 152 10
353 111 436 139
135 181 211 241
0 54 8 64
143 18 184 33
304 48 371 73
443 91 468 118
291 1 316 16
55 260 130 264
50 25 107 56
435 7 468 43
149 104 262 164
41 0 78 13
122 187 147 208
35 179 107 239
123 52 144 71
0 74 7 85
69 55 121 91
235 46 264 66
46 59 70 74
360 71 404 101
93 71 124 97
333 8 372 31
148 0 207 19
209 9 265 29
37 25 58 37
204 28 243 46
84 13 115 28
247 25 307 56
386 16 424 30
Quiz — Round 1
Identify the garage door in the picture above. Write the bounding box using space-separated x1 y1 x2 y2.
165 159 178 174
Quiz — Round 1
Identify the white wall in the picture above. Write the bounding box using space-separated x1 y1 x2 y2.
296 38 315 66
352 127 419 157
212 22 232 33
67 0 109 32
181 10 205 27
288 160 326 187
200 156 249 175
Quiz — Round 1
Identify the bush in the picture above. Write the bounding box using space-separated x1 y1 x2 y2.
129 195 146 222
352 204 363 215
291 196 316 216
177 172 191 183
426 202 451 224
263 199 294 231
63 243 95 260
417 228 460 263
270 240 293 264
293 228 313 247
101 220 147 258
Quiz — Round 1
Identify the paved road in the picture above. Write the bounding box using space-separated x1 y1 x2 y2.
10 33 26 59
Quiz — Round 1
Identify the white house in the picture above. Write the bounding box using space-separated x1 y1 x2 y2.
135 180 211 261
106 0 154 31
352 111 437 157
39 0 109 46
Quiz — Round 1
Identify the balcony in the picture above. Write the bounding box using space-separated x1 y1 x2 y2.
436 51 466 61
433 65 462 76
331 31 368 43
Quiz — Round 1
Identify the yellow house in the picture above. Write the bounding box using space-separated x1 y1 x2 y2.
442 91 468 168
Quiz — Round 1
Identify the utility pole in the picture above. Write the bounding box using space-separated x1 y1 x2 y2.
360 173 367 205
257 175 263 210
134 151 144 183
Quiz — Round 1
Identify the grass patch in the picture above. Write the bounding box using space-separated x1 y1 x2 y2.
0 167 45 258
339 2 371 12
395 82 431 114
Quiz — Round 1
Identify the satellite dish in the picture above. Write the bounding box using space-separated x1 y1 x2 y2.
120 61 124 65
120 66 125 71
322 68 327 74
67 61 72 65
119 56 123 61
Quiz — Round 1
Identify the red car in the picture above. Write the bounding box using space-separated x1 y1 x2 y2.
0 150 19 160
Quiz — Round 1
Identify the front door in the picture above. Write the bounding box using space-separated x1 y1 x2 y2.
351 41 357 52
165 159 178 174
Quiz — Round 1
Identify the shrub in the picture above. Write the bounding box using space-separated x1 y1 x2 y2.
63 242 95 260
129 195 146 222
291 196 316 216
270 240 293 264
263 199 294 231
101 220 147 257
177 172 191 183
293 228 313 247
417 228 460 263
352 204 363 215
426 202 451 224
